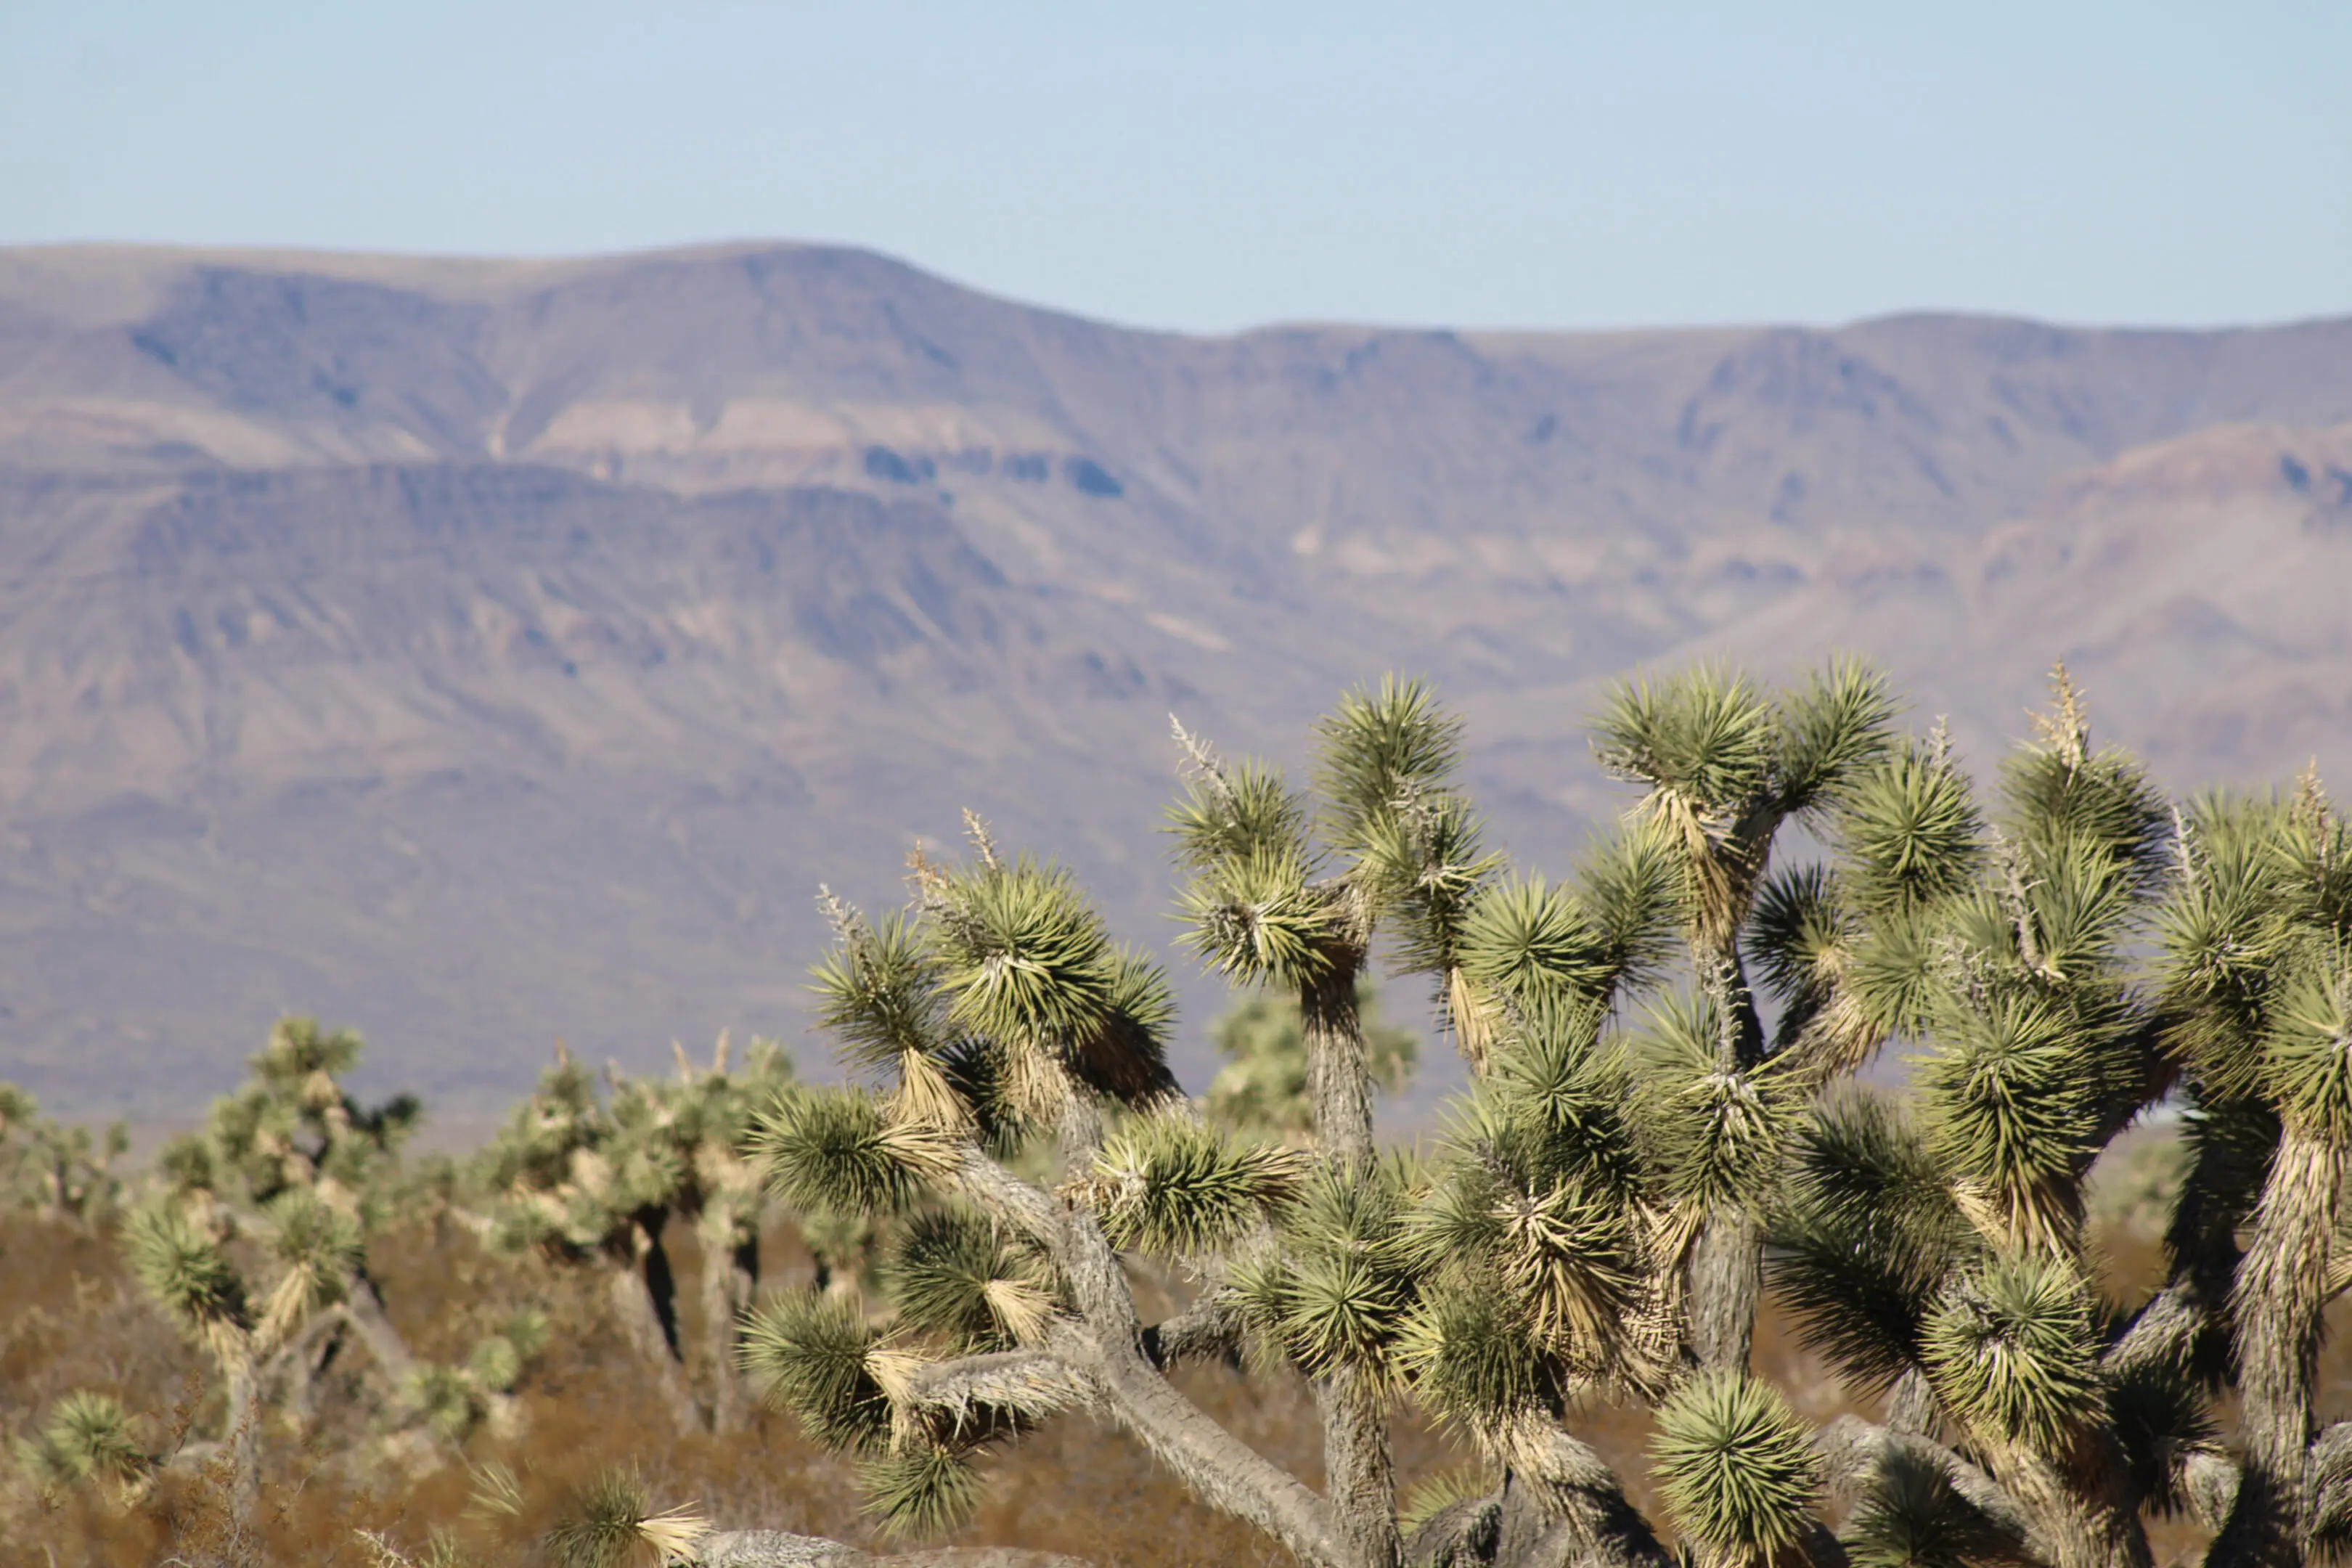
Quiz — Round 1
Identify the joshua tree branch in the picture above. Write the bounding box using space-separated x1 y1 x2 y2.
937 1132 1350 1568
1818 1416 2038 1558
1142 1296 1244 1371
343 1266 418 1384
2208 1131 2345 1568
1490 1425 1674 1568
2104 1283 2206 1379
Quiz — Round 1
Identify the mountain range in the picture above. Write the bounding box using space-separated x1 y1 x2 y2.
2 241 2348 1112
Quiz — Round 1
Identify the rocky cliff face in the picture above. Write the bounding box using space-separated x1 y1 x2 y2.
2 242 2347 1109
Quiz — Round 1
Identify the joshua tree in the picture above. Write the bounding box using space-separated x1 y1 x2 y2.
475 1034 797 1432
155 1016 426 1392
67 1018 449 1525
713 662 2352 1568
0 1082 128 1225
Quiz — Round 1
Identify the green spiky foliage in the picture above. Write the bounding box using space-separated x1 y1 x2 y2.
122 1013 437 1471
1842 1447 2017 1568
717 666 2352 1568
1206 981 1418 1140
399 1307 552 1443
543 1466 706 1568
1087 1116 1310 1257
1651 1373 1825 1566
158 1016 419 1215
16 1389 154 1501
0 1082 129 1225
474 1033 800 1432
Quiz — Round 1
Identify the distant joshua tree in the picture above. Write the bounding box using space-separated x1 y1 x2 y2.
667 663 2352 1568
473 1033 799 1433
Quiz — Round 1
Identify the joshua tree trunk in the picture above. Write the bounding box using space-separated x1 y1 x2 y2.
1299 959 1402 1568
700 1201 761 1434
611 1218 703 1432
1990 1440 2153 1568
2208 1131 2345 1568
220 1351 261 1540
1483 1447 1675 1568
1686 1210 1761 1374
1686 946 1765 1373
1302 963 1376 1168
344 1265 417 1384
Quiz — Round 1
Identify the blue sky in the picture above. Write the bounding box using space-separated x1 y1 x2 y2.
3 1 2345 333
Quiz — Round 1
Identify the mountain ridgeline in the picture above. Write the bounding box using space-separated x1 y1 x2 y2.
1 241 2348 1108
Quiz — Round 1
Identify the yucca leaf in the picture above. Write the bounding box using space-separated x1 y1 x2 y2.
2259 962 2352 1143
124 1202 250 1344
1651 1373 1824 1557
884 1207 1061 1349
1776 656 1898 820
860 1445 985 1540
1835 740 1985 919
1921 1252 2104 1453
1178 846 1342 984
751 1088 948 1216
811 910 950 1075
1087 1115 1308 1255
1313 674 1466 853
739 1291 894 1454
1166 752 1311 870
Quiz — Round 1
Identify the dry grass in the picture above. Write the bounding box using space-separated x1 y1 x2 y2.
0 1212 1466 1567
9 1130 2334 1567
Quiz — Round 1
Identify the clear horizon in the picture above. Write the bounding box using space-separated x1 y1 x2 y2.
4 1 2348 335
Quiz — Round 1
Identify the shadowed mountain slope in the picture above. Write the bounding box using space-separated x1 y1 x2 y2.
1 242 2348 1110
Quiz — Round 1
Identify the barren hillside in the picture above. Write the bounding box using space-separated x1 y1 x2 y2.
1 242 2346 1109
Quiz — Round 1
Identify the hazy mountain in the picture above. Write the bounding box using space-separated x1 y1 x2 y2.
2 242 2348 1111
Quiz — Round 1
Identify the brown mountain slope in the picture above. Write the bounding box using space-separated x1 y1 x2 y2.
1 242 2348 1111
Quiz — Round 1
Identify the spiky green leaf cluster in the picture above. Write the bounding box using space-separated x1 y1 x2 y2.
16 1389 151 1495
1836 740 1985 919
1632 992 1795 1216
859 1445 987 1541
1841 1447 2015 1568
739 1291 895 1454
1087 1115 1308 1255
1400 1011 1654 1416
124 1201 250 1343
1177 845 1342 986
1921 1251 2104 1453
1230 1161 1423 1384
1454 878 1623 1012
884 1206 1062 1349
1768 1093 1968 1395
752 1088 946 1217
1650 1373 1825 1557
812 911 950 1074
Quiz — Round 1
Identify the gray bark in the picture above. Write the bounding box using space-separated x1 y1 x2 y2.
344 1267 417 1384
1299 956 1402 1568
2208 1132 2345 1568
1818 1416 2037 1556
1141 1295 1244 1371
1302 964 1376 1169
700 1201 761 1433
1686 947 1764 1374
1405 1495 1501 1568
695 1536 1092 1568
1990 1440 2152 1568
1487 1446 1673 1568
1686 1208 1760 1374
611 1220 704 1432
937 1118 1350 1568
